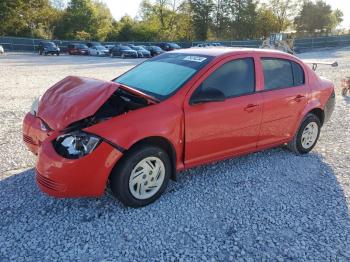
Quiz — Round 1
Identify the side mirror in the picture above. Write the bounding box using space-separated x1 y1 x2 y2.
190 87 226 105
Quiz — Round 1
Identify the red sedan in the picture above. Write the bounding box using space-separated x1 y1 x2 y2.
23 48 335 207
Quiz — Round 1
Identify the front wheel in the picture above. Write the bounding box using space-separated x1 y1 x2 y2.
287 113 321 154
110 145 171 207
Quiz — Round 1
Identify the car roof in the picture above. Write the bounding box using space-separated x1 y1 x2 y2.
171 47 288 57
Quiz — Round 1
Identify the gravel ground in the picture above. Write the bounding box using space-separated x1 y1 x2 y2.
0 48 349 261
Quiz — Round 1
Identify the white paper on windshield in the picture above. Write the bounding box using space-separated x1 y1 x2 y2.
183 56 207 63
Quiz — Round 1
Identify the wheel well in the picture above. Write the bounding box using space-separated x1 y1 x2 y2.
126 137 177 181
308 108 325 126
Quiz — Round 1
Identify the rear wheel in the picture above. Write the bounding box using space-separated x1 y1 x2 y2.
287 113 321 154
110 145 171 207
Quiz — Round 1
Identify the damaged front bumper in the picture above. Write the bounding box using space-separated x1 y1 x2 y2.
36 137 123 197
22 113 50 155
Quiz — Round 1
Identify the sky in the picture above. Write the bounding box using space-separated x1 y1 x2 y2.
102 0 350 28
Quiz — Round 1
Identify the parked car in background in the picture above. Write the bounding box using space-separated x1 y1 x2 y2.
105 45 115 52
143 45 165 57
128 45 151 58
195 43 222 48
157 42 181 51
110 45 138 58
0 45 4 54
23 48 335 207
38 41 60 56
67 43 89 55
88 45 109 56
86 42 102 48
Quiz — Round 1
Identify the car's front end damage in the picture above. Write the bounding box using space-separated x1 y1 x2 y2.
22 76 155 197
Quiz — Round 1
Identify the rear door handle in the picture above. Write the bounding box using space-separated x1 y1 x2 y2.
294 95 305 102
244 104 259 112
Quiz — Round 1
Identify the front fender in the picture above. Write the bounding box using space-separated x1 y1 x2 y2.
84 101 185 170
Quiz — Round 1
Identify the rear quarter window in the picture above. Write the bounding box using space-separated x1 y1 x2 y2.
262 58 305 90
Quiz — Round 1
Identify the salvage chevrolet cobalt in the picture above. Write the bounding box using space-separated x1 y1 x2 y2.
23 48 335 207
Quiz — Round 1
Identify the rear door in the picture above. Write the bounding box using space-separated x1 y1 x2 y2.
184 55 263 167
258 57 309 147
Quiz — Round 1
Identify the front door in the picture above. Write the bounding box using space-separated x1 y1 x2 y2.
184 56 263 168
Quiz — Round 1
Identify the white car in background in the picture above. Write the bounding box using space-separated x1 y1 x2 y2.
88 45 109 56
0 45 4 54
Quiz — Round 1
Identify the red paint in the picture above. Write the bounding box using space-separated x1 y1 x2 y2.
23 48 335 198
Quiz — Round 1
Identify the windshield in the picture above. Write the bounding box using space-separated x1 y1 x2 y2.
151 46 162 51
44 42 56 47
121 46 132 51
133 46 145 51
77 44 88 48
115 53 213 100
96 46 106 50
169 43 180 48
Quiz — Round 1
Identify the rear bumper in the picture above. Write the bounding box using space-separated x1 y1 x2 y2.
324 91 335 123
36 139 123 197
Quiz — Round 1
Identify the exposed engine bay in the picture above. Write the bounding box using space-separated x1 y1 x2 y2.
64 88 150 132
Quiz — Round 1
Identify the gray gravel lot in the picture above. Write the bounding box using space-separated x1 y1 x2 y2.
0 49 350 261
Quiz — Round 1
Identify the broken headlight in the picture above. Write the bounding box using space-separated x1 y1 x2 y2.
54 131 101 159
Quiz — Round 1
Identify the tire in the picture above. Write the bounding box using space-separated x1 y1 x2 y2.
110 145 171 207
110 53 114 58
287 113 321 155
121 53 125 59
57 53 60 56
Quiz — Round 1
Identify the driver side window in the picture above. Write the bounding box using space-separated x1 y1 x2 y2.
200 58 255 98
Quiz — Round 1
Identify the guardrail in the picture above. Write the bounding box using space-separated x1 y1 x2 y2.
1 35 350 53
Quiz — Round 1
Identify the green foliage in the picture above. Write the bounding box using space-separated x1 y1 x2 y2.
54 0 113 41
294 0 343 35
268 0 299 32
0 0 346 41
189 0 214 40
256 4 280 38
0 0 61 38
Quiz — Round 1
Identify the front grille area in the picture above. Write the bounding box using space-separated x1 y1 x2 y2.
36 170 66 192
23 134 37 145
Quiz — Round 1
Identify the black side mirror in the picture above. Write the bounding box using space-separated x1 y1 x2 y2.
190 87 226 105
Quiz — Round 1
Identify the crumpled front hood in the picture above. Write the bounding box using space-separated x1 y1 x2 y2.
37 76 119 131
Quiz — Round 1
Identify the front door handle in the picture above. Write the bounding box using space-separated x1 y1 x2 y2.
294 95 305 102
244 104 259 112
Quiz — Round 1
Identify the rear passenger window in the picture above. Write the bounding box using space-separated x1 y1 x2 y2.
292 62 305 86
262 58 305 90
201 58 255 98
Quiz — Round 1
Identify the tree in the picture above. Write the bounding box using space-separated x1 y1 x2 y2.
294 0 343 35
54 0 113 41
256 5 280 38
0 0 61 38
189 0 214 40
268 0 299 32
